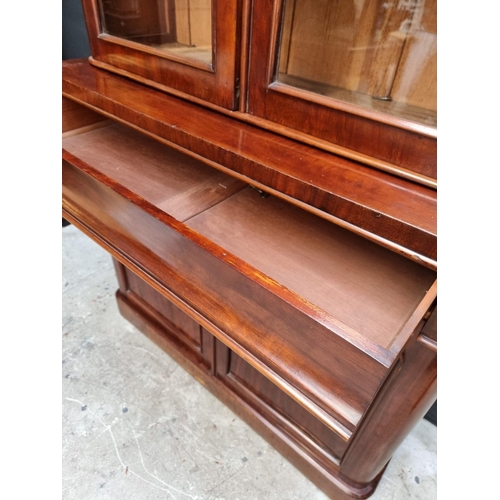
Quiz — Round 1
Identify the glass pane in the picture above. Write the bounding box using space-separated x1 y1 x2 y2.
99 0 212 65
278 0 436 128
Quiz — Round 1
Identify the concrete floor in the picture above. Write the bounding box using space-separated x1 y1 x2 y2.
62 224 437 500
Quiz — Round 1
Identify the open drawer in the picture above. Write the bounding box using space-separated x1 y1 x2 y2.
62 98 437 453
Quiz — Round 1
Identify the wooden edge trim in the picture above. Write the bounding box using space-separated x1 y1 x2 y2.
234 111 437 189
238 0 251 112
268 81 437 139
95 35 214 72
62 207 354 441
88 57 213 100
338 353 406 478
388 280 438 355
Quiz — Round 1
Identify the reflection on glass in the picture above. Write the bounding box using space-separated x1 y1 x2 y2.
99 0 212 65
278 0 436 127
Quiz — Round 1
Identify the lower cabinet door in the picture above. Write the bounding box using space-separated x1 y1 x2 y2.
114 257 348 466
114 259 215 371
213 336 348 465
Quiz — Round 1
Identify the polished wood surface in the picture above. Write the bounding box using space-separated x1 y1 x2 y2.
62 121 436 356
62 96 107 134
126 270 202 348
187 188 436 350
63 122 246 221
110 258 432 498
113 280 384 499
340 328 437 484
80 0 240 108
111 257 392 497
217 339 348 460
114 262 435 492
62 151 389 435
62 60 437 266
115 261 215 368
115 269 214 373
78 0 436 185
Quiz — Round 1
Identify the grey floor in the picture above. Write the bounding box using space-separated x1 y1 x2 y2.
62 224 437 500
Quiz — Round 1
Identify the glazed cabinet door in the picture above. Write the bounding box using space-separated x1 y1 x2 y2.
81 0 240 109
247 0 437 185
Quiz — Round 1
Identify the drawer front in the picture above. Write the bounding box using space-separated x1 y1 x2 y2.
62 152 389 440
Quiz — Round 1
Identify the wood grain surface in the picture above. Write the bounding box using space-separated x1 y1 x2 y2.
114 288 385 499
62 12 438 492
248 0 437 179
80 0 239 108
63 122 246 221
187 188 436 349
62 150 391 434
62 60 437 265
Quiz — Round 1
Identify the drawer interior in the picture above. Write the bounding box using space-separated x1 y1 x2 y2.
63 118 436 356
187 189 436 351
62 122 246 222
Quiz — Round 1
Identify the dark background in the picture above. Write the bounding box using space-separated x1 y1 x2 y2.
63 0 91 59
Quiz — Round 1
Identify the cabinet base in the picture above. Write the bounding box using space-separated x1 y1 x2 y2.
115 288 384 499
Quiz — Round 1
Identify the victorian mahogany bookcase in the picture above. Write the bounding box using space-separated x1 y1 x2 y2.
62 1 437 498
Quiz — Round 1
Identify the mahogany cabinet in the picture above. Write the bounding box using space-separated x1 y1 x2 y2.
62 1 437 497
